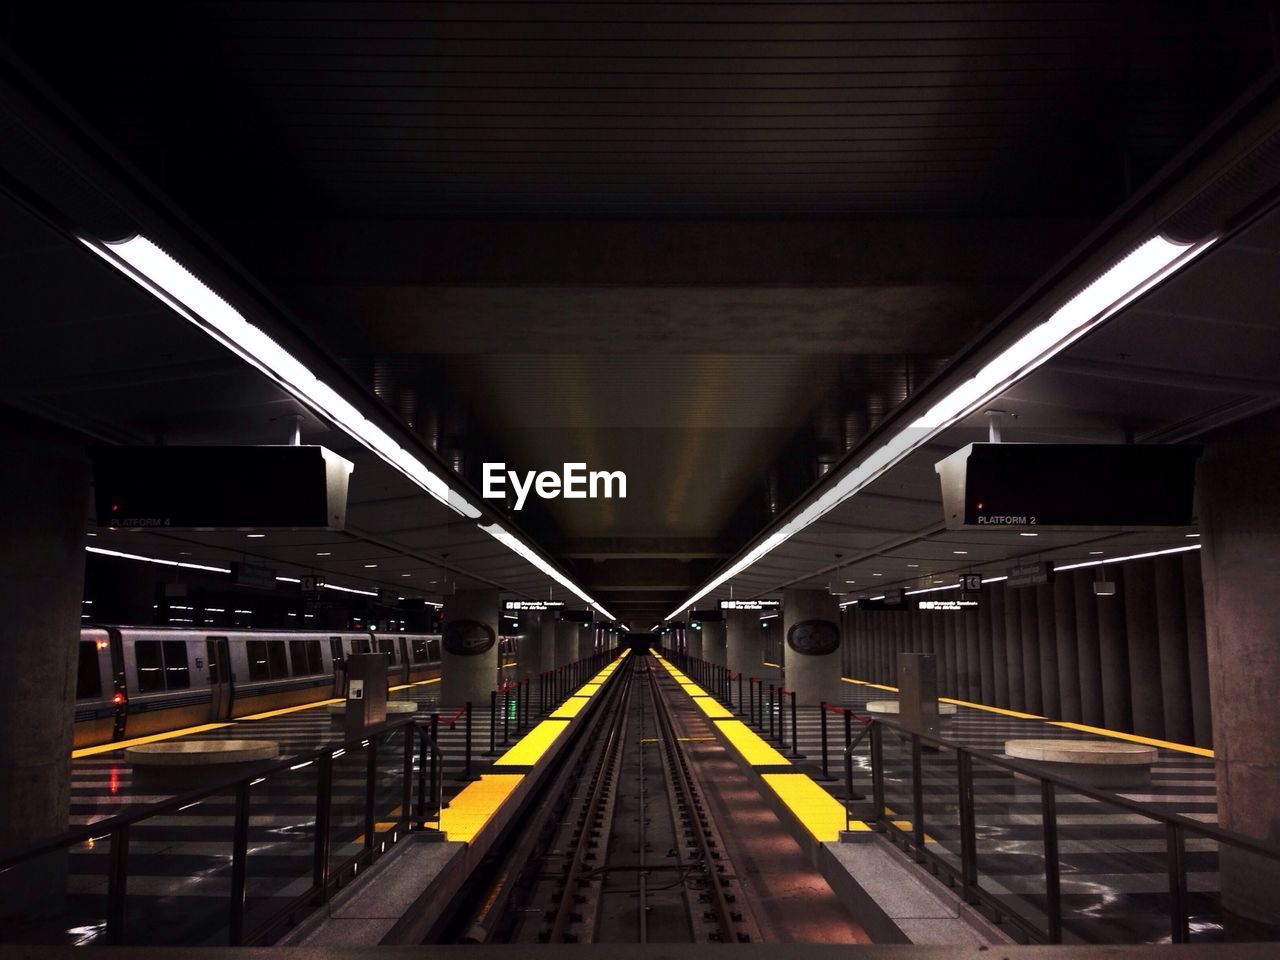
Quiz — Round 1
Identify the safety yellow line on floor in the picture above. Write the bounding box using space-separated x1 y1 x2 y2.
841 676 1214 757
691 695 734 719
550 696 592 719
437 774 524 842
763 773 868 842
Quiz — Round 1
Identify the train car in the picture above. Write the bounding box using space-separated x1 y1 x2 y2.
73 627 447 749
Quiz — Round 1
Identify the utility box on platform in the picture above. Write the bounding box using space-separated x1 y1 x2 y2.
344 653 389 740
898 653 940 741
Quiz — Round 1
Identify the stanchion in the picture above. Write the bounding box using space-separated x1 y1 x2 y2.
735 673 744 715
487 690 498 755
818 703 832 780
788 689 804 759
768 684 776 741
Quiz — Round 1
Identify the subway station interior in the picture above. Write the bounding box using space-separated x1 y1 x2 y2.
2 3 1280 958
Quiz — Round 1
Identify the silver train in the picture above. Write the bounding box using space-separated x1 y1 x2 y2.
74 626 518 748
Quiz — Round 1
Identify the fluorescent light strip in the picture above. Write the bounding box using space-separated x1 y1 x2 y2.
479 522 615 620
87 545 228 574
668 234 1213 619
837 546 1199 606
80 235 482 521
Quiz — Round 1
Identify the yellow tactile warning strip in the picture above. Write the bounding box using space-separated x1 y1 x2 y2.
437 774 524 842
493 719 570 766
842 676 1214 757
574 682 603 697
762 773 868 841
690 695 734 719
712 720 791 766
550 696 592 719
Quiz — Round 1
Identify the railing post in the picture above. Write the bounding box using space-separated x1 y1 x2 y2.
429 713 441 813
736 672 743 715
364 736 378 852
957 749 978 905
870 721 885 823
768 684 776 740
910 734 925 862
401 723 413 831
106 823 129 945
463 701 474 780
788 690 803 759
1041 779 1062 943
1166 822 1190 944
488 689 498 755
820 702 830 779
845 711 856 801
313 751 333 899
229 779 252 945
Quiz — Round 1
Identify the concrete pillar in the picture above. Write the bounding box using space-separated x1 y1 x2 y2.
964 608 982 701
1199 413 1280 923
441 589 500 708
1019 587 1042 714
0 416 88 867
1123 560 1165 738
1004 585 1026 710
553 618 577 667
1072 569 1104 727
516 611 552 681
725 609 764 680
687 622 704 660
1097 575 1132 732
1154 556 1194 745
781 588 843 706
1036 583 1060 719
577 623 595 661
702 619 727 666
977 593 995 703
990 585 1009 705
1052 574 1082 723
1182 552 1213 748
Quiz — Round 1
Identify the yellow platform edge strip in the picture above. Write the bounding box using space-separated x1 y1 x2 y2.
762 772 868 841
550 696 592 719
493 719 569 766
841 676 1213 757
438 773 524 842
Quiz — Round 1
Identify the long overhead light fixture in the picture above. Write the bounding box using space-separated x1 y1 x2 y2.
837 544 1201 607
669 234 1214 619
80 235 482 520
479 522 615 621
81 234 612 619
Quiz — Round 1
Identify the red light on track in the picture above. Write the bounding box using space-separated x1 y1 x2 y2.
112 692 125 705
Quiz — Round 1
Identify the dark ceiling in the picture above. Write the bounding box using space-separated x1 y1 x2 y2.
2 1 1276 622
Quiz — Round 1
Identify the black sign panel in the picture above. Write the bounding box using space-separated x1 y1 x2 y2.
560 608 595 623
91 445 351 529
442 619 496 656
689 609 724 622
786 619 840 656
960 575 983 594
719 599 781 611
230 562 277 590
936 443 1201 529
1007 561 1055 589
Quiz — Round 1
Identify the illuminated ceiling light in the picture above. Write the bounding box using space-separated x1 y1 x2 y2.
79 234 482 521
872 573 883 577
1054 543 1200 572
87 545 228 574
952 550 968 555
1089 550 1106 555
324 582 378 597
364 563 378 568
246 533 265 538
478 522 615 621
1186 533 1200 538
1020 532 1039 537
665 234 1213 619
316 551 331 556
906 563 919 568
401 573 412 577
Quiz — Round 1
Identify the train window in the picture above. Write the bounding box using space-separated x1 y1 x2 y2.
135 641 165 693
411 638 429 663
162 641 190 690
76 641 102 699
246 640 271 682
267 641 289 679
289 639 324 675
378 637 395 664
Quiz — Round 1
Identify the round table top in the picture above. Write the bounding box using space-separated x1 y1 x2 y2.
1004 738 1158 765
126 739 280 766
865 699 958 716
327 701 419 716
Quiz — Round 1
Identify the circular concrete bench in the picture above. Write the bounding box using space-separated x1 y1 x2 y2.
327 701 419 720
1004 738 1157 789
865 700 957 717
127 739 280 788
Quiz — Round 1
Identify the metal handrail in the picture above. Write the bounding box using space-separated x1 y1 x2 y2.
415 716 446 829
861 714 1280 945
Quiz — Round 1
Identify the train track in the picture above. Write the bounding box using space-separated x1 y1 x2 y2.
446 653 760 944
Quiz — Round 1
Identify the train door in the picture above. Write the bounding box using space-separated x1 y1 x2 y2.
206 636 233 721
330 637 346 696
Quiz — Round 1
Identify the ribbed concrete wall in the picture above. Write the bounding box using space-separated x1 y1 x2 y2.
841 553 1212 747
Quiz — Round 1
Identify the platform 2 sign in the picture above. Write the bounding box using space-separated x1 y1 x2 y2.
442 619 496 656
934 442 1201 530
786 619 840 656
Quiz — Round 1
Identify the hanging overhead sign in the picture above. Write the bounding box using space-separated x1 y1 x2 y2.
230 562 277 590
719 599 781 611
918 599 979 612
1007 561 1054 589
504 600 566 612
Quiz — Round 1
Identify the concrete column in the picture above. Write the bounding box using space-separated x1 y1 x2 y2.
990 585 1009 705
1004 585 1026 710
1123 560 1165 738
948 613 963 700
1073 569 1104 727
441 589 500 708
1154 556 1194 745
977 592 995 703
1036 583 1060 718
0 417 88 866
1182 552 1213 748
554 618 577 667
702 619 727 666
725 609 765 680
1052 574 1082 723
964 608 982 701
687 623 704 660
577 623 595 661
781 588 843 706
516 611 551 681
1097 575 1132 732
1199 413 1280 922
1019 587 1042 714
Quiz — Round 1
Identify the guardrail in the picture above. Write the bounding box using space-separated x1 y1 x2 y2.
849 716 1280 945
